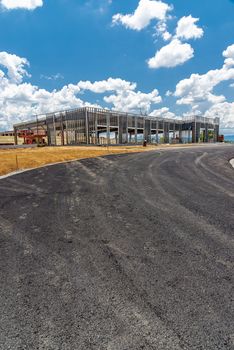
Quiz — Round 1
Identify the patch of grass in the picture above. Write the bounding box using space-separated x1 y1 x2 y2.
0 145 156 176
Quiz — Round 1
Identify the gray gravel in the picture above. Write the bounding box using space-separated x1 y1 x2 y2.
0 144 234 350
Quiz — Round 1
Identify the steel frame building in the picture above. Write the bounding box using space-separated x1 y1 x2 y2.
13 107 220 145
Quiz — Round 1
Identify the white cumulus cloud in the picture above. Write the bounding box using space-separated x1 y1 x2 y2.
155 21 172 41
77 78 136 93
0 51 30 83
223 43 234 67
174 44 234 128
204 102 234 129
174 44 234 106
148 39 194 69
104 88 161 113
77 78 162 113
176 15 204 40
0 0 43 10
150 106 176 119
112 0 172 31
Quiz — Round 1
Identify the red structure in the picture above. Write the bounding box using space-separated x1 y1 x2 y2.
218 135 224 142
18 129 47 145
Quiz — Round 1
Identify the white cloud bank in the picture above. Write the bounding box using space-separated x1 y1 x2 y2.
0 52 162 130
77 78 161 112
0 0 43 10
174 44 234 128
1 45 234 130
112 0 172 31
174 44 234 106
204 102 234 130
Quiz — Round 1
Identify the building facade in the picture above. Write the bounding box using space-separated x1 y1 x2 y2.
13 107 220 146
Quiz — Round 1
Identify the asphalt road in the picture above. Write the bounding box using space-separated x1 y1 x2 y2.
0 144 234 350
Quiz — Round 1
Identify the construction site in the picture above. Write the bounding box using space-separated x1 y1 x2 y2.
12 107 220 146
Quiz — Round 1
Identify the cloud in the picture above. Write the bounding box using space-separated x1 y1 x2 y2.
175 15 204 40
155 20 172 41
0 51 30 83
150 15 203 69
40 73 64 81
103 88 161 113
173 44 234 128
112 0 172 31
0 52 162 129
77 78 162 113
113 2 204 70
223 43 234 67
77 78 136 93
174 44 234 106
84 0 112 15
150 106 176 118
204 102 234 129
0 0 43 10
148 39 194 69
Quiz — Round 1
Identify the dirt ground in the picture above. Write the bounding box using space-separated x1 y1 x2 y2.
0 145 158 176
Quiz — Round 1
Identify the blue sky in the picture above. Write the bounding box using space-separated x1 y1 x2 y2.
0 0 234 133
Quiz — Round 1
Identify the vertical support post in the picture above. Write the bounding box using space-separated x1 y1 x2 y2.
53 114 57 146
60 114 64 146
192 121 196 143
215 125 219 142
14 127 18 145
205 124 209 143
135 116 137 144
114 132 117 144
117 115 119 144
163 121 169 143
107 113 110 145
149 120 152 144
95 111 98 145
126 113 128 144
46 116 50 146
156 120 159 144
118 115 123 144
65 119 68 145
85 108 89 145
194 118 197 143
179 125 182 143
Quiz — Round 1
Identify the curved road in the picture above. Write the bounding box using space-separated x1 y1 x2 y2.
0 145 234 350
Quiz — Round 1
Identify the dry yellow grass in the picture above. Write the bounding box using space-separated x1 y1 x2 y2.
0 145 157 176
0 142 208 176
